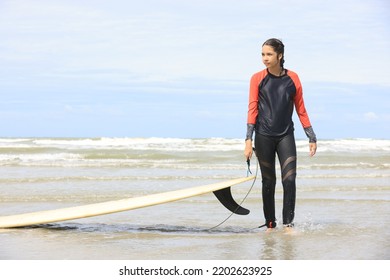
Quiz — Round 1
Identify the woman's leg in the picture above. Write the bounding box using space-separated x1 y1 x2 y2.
255 134 277 228
276 133 297 226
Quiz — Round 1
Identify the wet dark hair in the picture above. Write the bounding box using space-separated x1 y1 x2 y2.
262 38 285 68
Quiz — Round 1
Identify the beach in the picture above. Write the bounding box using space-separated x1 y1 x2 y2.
0 137 389 260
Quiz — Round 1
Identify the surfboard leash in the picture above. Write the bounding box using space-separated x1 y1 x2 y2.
207 148 259 231
246 149 268 230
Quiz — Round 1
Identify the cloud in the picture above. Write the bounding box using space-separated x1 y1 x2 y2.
1 0 389 92
363 112 380 122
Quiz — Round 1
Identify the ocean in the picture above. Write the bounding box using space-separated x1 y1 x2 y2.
0 137 389 260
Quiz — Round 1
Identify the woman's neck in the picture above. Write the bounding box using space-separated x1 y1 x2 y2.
268 66 284 76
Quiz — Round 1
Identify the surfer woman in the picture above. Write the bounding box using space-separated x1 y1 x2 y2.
244 38 317 229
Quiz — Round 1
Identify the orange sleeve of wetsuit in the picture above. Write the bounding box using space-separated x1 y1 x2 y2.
288 71 312 129
247 70 267 125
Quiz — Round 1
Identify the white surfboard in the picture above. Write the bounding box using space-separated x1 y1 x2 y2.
0 176 255 228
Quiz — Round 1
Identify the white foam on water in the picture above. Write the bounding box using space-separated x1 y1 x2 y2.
1 137 389 152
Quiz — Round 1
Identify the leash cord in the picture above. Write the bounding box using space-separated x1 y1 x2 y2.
207 149 258 231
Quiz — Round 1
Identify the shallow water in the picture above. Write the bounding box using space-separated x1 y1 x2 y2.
0 138 389 260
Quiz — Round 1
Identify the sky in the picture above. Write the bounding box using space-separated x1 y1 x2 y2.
0 0 389 139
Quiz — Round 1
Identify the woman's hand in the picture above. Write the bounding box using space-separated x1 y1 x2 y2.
244 140 253 160
309 142 317 157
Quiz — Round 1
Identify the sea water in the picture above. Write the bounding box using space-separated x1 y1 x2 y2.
0 137 389 260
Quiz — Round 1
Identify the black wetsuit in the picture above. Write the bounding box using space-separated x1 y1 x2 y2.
246 69 316 228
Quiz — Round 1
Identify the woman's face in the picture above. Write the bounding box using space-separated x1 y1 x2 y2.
262 45 281 69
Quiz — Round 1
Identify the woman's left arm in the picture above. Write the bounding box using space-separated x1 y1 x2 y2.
289 71 317 156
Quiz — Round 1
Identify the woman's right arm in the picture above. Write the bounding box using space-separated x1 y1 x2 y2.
244 73 261 159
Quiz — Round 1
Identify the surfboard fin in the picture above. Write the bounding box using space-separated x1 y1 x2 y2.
213 187 250 215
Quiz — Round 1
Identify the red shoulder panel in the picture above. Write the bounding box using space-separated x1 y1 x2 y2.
247 69 268 124
287 70 312 128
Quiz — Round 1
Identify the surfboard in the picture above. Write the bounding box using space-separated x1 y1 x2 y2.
0 176 255 228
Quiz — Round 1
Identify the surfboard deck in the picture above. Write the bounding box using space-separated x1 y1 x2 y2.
0 176 255 228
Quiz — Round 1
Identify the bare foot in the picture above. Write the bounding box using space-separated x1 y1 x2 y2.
283 225 300 235
265 227 275 233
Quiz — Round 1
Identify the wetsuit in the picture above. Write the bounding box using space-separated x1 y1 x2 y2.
246 68 316 228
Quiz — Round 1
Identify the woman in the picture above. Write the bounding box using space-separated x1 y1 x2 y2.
244 38 317 229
